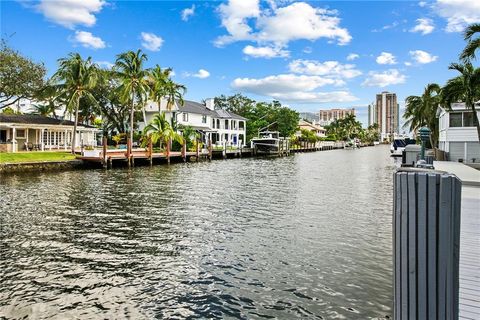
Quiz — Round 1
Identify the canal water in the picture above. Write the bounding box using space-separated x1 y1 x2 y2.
1 145 397 319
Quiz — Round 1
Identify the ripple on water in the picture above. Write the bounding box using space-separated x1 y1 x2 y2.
0 146 394 319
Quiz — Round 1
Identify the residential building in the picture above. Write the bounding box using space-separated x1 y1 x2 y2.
140 98 247 147
297 120 326 137
437 102 480 163
0 114 98 152
368 103 377 127
375 91 399 141
318 108 355 126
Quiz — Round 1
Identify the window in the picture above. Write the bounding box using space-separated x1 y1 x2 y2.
239 121 244 129
217 119 220 129
449 113 463 127
225 120 229 130
15 129 26 138
212 119 215 128
463 112 475 127
202 115 207 124
182 113 189 122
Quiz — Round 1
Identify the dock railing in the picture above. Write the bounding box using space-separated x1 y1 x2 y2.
393 169 462 320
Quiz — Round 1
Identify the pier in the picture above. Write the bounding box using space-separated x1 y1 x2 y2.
77 139 348 168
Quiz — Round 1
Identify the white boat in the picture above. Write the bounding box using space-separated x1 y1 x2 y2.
251 131 281 154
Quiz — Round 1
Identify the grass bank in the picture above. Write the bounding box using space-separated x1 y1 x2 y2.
0 152 76 164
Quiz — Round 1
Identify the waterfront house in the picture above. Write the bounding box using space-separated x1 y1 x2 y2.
0 114 99 153
297 120 326 137
139 98 247 147
437 102 480 163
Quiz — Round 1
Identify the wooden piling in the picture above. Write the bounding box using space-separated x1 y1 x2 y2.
166 138 171 164
102 136 107 168
196 139 200 161
182 142 187 162
148 137 153 166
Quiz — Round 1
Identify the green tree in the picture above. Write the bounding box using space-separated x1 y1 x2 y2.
52 53 98 153
404 83 441 147
143 112 183 149
0 41 46 109
115 50 150 146
180 125 200 150
460 23 480 62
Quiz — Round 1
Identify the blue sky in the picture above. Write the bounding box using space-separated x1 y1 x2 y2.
2 0 479 126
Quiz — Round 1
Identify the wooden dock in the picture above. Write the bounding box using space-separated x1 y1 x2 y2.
77 140 348 168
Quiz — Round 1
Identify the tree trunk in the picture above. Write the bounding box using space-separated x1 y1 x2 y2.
71 96 80 154
473 106 480 142
130 91 135 149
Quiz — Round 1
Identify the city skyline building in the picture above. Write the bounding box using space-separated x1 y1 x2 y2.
318 108 355 126
375 91 399 141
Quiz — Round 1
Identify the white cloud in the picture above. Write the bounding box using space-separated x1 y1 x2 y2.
362 69 406 87
231 74 358 103
376 52 397 65
72 31 106 49
189 69 210 79
410 18 435 35
409 50 438 64
35 0 106 29
303 46 313 54
140 32 163 51
215 1 351 49
434 0 480 32
405 61 412 66
419 1 427 7
243 45 289 58
288 59 362 79
181 5 195 21
96 61 113 68
346 53 359 61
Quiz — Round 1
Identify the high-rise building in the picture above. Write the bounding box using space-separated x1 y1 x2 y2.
368 103 377 127
318 108 355 126
374 92 399 141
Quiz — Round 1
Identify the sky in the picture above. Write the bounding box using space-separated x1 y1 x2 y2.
1 0 479 126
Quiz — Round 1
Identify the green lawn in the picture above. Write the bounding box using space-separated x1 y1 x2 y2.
0 151 76 164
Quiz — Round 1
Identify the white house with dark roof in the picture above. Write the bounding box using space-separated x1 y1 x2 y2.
139 98 247 147
0 114 99 152
437 102 480 163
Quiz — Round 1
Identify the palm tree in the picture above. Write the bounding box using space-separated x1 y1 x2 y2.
143 112 183 149
460 23 480 62
180 125 199 150
164 77 186 111
30 104 57 117
441 62 480 141
52 53 98 153
404 83 441 147
114 50 150 148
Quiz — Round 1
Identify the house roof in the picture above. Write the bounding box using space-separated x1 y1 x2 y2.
0 114 97 128
298 119 325 131
178 100 247 121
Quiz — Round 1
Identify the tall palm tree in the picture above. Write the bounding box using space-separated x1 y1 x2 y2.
52 53 98 153
404 83 441 147
143 112 183 149
114 50 150 147
148 65 170 113
441 62 480 141
163 77 186 111
460 23 480 62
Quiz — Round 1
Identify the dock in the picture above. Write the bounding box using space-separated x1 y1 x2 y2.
77 140 348 168
434 161 480 320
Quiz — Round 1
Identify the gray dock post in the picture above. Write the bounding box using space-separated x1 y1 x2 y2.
393 170 462 320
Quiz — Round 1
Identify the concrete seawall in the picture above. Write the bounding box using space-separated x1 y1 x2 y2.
0 160 87 174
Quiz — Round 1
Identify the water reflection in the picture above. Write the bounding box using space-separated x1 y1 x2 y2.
1 145 394 319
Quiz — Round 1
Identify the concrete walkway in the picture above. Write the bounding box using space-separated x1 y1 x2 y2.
432 161 480 319
434 161 480 187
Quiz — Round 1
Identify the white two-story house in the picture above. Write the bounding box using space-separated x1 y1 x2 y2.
139 98 247 147
437 102 480 163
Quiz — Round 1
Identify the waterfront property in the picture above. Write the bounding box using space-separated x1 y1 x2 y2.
437 102 480 163
318 107 355 126
0 114 99 153
139 98 247 148
297 119 326 138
